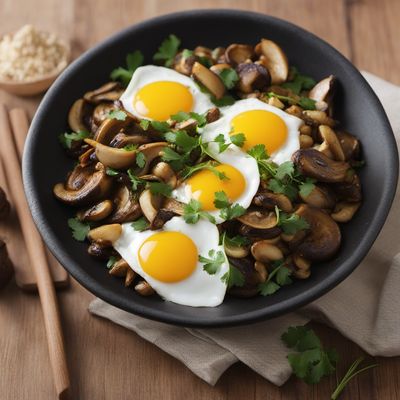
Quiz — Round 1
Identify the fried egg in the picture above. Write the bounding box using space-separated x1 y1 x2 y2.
201 98 303 165
113 216 228 307
120 66 214 121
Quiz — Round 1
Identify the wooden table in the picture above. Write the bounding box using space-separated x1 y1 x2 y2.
1 0 399 399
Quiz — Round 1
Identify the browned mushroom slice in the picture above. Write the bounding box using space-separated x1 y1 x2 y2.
77 200 114 222
88 223 122 244
173 51 197 76
258 39 289 84
92 103 117 127
162 197 185 215
236 63 270 94
107 185 142 223
84 82 124 104
238 210 278 229
252 191 293 213
336 131 360 161
318 125 345 161
332 174 362 202
151 209 177 230
152 162 177 188
210 63 233 74
109 132 151 148
225 44 255 66
331 202 360 223
135 280 155 296
79 148 96 168
85 138 137 169
212 47 226 63
134 142 168 175
239 224 282 239
292 149 350 183
309 75 336 107
88 242 115 260
224 240 249 259
299 185 336 209
54 162 113 206
228 257 260 297
251 241 284 262
205 107 220 123
139 189 163 224
294 204 341 261
192 61 225 99
94 117 131 145
68 99 89 133
302 110 335 127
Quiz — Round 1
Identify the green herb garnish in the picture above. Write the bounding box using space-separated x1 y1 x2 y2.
199 249 226 275
68 218 90 242
110 50 144 85
131 217 150 232
153 34 181 67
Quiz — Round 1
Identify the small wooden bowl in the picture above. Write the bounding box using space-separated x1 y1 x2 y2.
0 38 70 97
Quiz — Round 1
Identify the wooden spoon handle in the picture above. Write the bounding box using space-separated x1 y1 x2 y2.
0 104 70 399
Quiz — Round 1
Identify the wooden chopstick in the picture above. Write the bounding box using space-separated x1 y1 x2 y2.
8 108 69 290
0 104 70 400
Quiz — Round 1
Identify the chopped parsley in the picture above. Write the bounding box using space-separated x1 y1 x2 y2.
199 249 226 275
218 68 239 90
107 110 127 121
110 50 144 85
221 264 245 288
275 206 309 235
183 199 216 224
213 191 246 220
131 217 150 232
68 218 90 242
258 260 292 295
59 130 90 149
153 34 181 67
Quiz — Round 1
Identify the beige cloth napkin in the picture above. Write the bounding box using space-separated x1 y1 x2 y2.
89 72 400 386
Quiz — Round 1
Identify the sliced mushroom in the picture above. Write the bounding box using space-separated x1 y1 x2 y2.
94 117 132 145
135 280 155 296
84 82 124 104
302 110 335 127
309 75 335 104
205 107 220 123
88 242 114 260
300 185 336 209
173 51 196 76
192 62 225 99
228 257 260 297
162 197 185 215
88 223 122 244
151 209 176 230
54 163 113 206
336 131 360 161
258 39 289 84
299 134 314 149
225 44 255 66
237 210 277 229
109 258 128 277
151 162 177 188
252 191 293 213
285 104 304 118
331 202 360 222
139 189 163 224
125 268 136 287
294 204 341 261
109 132 151 148
332 174 362 202
292 149 350 183
236 63 270 94
224 240 249 259
212 47 226 63
85 138 137 169
107 185 142 223
254 261 268 282
77 200 114 222
239 225 281 239
136 142 168 175
251 241 283 262
210 63 233 74
319 125 345 161
92 103 116 127
79 148 96 168
267 96 285 109
68 99 88 133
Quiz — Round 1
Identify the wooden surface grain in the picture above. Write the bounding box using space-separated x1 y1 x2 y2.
0 0 399 399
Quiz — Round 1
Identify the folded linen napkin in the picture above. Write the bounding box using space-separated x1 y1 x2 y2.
89 72 400 386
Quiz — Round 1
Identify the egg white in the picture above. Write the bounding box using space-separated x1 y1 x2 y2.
113 216 229 307
119 65 215 120
201 98 303 165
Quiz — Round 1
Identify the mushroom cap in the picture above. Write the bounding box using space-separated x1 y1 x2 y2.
294 204 341 261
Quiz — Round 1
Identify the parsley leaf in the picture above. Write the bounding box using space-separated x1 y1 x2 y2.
299 178 316 197
214 191 230 209
211 94 236 107
267 92 316 110
110 50 144 85
136 151 146 168
151 120 171 132
218 68 239 90
247 144 269 160
161 147 185 170
230 133 246 148
276 207 309 235
170 111 207 127
139 119 150 130
59 130 90 149
259 280 281 295
107 110 127 121
106 167 119 176
224 234 250 247
214 191 246 220
180 161 227 181
148 182 173 197
281 325 338 384
281 67 316 94
258 260 292 296
107 256 118 269
123 144 138 151
153 34 181 67
221 264 245 288
68 218 90 242
127 169 145 191
199 249 226 275
214 134 231 153
183 199 216 224
182 49 194 58
131 217 150 232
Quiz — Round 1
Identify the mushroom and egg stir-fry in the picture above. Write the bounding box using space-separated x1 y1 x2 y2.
54 35 362 306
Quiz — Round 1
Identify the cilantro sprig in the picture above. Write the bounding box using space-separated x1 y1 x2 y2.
107 110 127 121
213 191 246 220
221 264 245 288
281 326 338 384
153 34 181 67
131 217 150 232
247 144 315 201
281 67 316 95
199 249 226 275
266 92 316 110
59 130 90 149
183 199 216 224
258 259 292 295
171 111 207 127
180 161 228 181
110 50 144 86
275 206 309 235
218 68 239 90
68 218 90 242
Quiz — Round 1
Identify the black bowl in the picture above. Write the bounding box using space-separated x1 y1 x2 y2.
23 10 398 327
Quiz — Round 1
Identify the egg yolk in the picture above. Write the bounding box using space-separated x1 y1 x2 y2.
133 81 193 121
138 231 198 283
187 164 246 211
230 109 288 154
